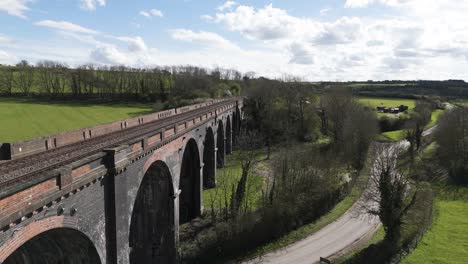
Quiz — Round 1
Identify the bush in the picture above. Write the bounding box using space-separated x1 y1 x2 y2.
344 182 434 264
179 148 348 263
379 116 408 132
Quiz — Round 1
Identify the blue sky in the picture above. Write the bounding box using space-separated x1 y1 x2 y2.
1 0 468 81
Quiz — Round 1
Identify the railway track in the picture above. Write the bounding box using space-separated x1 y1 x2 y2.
0 99 236 190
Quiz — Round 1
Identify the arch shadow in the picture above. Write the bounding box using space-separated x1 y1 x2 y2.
226 115 232 155
179 139 201 224
4 227 101 264
216 120 225 168
129 161 175 264
203 127 216 189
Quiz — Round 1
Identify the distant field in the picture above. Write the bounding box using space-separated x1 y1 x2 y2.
349 83 412 88
0 98 152 142
357 97 416 109
402 185 468 264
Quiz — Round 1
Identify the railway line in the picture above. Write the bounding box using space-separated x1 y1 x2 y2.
0 99 236 191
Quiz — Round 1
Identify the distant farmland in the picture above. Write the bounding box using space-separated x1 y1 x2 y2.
357 97 416 109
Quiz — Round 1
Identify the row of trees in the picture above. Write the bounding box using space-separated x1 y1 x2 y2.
0 61 244 102
435 106 468 184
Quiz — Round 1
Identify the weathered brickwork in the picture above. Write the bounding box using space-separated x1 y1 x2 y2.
0 99 243 264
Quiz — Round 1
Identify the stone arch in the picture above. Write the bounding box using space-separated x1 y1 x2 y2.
226 115 232 155
2 220 101 264
179 138 201 224
203 127 216 189
129 161 176 264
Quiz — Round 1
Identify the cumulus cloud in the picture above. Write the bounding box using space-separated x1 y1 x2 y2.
80 0 106 11
0 0 33 18
313 17 362 45
35 20 98 34
170 29 238 49
140 9 163 18
0 50 17 64
90 44 130 65
208 4 304 40
218 1 237 11
288 42 314 65
114 36 148 52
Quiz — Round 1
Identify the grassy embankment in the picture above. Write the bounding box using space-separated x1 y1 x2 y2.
0 98 152 142
401 187 468 264
203 149 266 211
401 161 468 264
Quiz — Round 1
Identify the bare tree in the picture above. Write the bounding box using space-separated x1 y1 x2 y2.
363 144 414 245
0 67 14 94
435 107 468 184
320 88 354 142
230 131 262 214
15 60 34 95
406 101 433 160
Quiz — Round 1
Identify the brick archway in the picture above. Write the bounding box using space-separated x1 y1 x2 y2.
0 216 101 263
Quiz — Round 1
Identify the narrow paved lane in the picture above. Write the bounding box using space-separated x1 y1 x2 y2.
244 196 380 264
245 141 412 264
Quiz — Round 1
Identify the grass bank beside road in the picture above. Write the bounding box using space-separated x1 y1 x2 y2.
402 184 468 264
0 98 151 142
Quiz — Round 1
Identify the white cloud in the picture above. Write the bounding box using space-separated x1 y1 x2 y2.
80 0 106 11
288 42 314 65
0 0 33 18
114 36 148 52
0 50 17 64
170 29 238 49
90 44 130 65
345 0 374 8
313 17 363 45
210 4 308 40
218 1 237 11
140 8 163 18
204 2 468 80
0 35 13 44
35 20 98 34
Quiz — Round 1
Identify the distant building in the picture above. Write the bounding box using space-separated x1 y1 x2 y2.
376 105 408 114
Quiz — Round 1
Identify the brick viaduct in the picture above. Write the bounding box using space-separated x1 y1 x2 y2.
0 98 243 264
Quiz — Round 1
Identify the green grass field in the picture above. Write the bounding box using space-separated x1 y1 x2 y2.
0 98 152 142
402 184 468 264
357 97 416 109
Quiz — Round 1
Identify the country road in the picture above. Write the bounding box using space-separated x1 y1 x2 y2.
244 141 411 264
